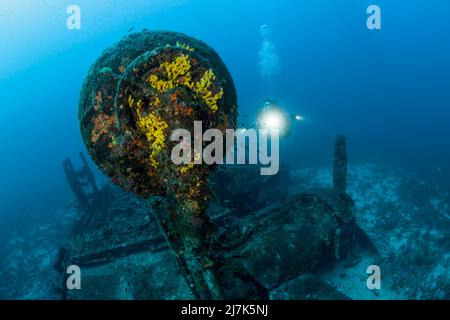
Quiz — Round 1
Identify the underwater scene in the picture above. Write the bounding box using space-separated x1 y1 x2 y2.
0 0 449 301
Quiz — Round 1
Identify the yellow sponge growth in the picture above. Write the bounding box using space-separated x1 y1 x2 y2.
128 95 168 169
178 151 201 174
147 54 223 112
195 69 224 112
176 41 195 52
179 163 194 174
148 54 193 92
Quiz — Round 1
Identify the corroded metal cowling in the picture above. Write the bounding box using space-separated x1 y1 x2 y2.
79 31 237 201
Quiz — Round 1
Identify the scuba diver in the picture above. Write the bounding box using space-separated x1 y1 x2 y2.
245 99 304 137
257 26 302 135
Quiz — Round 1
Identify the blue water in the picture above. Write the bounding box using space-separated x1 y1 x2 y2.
0 0 449 246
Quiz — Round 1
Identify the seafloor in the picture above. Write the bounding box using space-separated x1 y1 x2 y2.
0 163 449 300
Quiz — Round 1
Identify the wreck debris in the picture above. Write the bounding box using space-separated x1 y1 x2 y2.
333 135 348 193
79 152 99 194
53 247 70 300
56 138 378 299
62 152 99 215
216 189 357 289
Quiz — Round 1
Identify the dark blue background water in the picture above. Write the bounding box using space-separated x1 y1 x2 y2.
0 0 449 240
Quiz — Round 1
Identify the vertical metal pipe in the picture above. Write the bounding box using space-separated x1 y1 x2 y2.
333 135 348 193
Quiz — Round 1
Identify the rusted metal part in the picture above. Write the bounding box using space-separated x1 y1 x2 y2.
333 135 348 193
63 153 100 215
